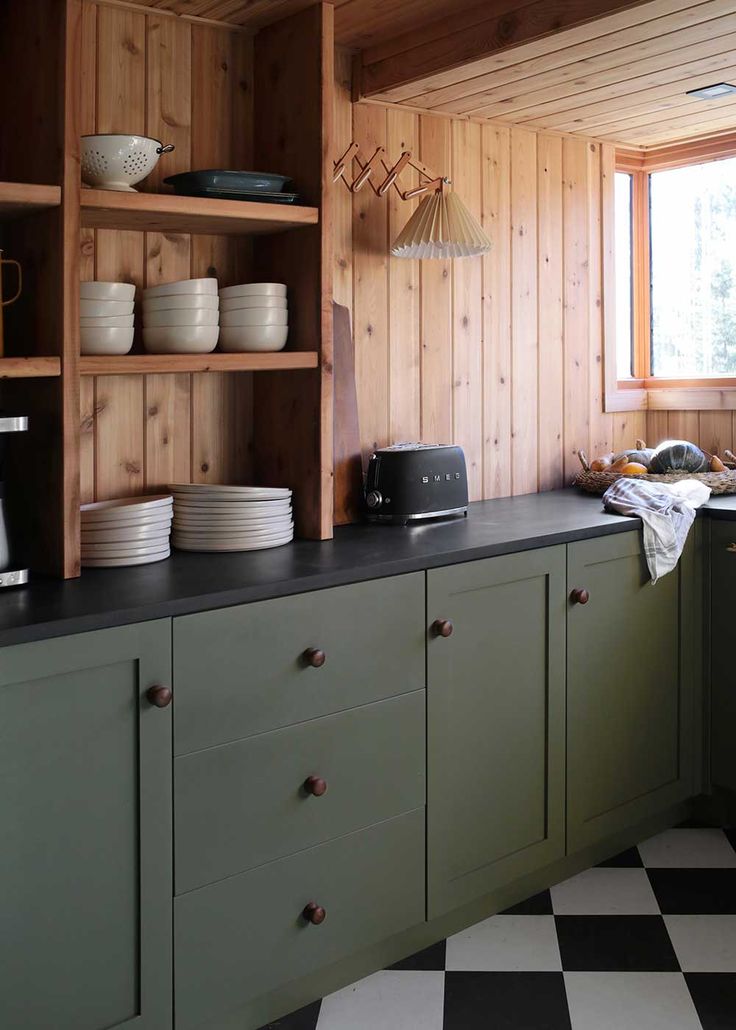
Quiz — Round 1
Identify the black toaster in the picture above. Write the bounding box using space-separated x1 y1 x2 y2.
364 444 468 524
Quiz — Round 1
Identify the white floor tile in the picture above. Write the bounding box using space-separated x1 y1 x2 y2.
638 828 736 868
551 867 660 915
444 914 561 971
565 972 702 1030
665 914 736 972
316 970 444 1030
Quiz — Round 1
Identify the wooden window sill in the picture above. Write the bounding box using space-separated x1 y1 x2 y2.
606 380 736 412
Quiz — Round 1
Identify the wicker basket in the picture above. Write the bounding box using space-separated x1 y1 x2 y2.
574 445 736 496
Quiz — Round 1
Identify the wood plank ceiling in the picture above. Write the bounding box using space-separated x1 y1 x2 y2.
113 0 488 47
363 0 736 149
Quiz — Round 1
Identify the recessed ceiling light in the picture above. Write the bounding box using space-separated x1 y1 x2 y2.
687 82 736 100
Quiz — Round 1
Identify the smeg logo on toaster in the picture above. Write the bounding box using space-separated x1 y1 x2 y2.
422 473 462 483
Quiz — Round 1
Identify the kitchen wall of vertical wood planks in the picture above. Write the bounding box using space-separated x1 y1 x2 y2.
335 50 652 516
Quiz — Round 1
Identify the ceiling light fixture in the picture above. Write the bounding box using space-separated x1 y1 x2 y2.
686 82 736 100
333 142 491 260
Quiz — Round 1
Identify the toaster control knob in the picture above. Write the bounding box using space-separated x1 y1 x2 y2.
366 490 383 510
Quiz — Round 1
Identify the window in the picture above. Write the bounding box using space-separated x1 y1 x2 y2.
614 172 633 379
650 157 736 377
610 140 736 411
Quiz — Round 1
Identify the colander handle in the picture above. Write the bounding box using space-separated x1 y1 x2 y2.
156 143 175 155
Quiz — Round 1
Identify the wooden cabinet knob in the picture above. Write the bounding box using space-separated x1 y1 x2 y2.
304 775 328 797
432 619 454 638
303 648 326 668
302 902 326 925
570 588 590 605
146 685 172 708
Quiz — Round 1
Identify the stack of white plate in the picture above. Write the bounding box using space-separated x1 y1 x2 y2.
170 484 293 551
142 278 220 354
80 281 135 355
218 283 288 353
81 495 173 567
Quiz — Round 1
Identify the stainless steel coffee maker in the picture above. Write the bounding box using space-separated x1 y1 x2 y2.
0 415 29 586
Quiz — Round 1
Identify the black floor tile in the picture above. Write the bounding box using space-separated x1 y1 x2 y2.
256 1000 321 1030
555 915 680 972
388 939 446 971
443 971 572 1030
686 973 736 1030
597 846 643 868
648 869 736 914
501 889 553 915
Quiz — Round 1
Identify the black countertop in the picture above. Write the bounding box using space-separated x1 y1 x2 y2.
2 488 735 648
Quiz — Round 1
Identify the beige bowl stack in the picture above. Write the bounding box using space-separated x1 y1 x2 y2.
218 283 288 352
142 278 220 354
80 281 135 355
170 484 293 551
80 495 173 567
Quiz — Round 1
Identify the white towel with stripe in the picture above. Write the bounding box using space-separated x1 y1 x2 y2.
602 478 711 583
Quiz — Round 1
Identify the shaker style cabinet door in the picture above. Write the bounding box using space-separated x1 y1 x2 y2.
709 520 736 791
0 621 173 1030
567 530 699 852
427 546 567 919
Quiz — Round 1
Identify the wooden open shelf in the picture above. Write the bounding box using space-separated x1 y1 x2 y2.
79 352 319 375
0 356 61 378
80 189 319 236
0 182 61 217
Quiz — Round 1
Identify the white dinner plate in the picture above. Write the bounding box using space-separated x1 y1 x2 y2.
172 500 292 515
81 525 172 544
171 526 292 542
82 540 173 558
171 533 293 552
82 548 171 567
81 495 173 520
173 516 293 530
82 515 172 533
168 484 291 500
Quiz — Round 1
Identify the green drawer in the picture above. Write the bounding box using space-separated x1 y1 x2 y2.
173 573 425 754
175 690 426 893
174 809 425 1030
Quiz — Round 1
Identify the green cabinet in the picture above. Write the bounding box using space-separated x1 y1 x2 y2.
426 546 567 918
567 530 699 852
709 520 736 791
0 622 173 1030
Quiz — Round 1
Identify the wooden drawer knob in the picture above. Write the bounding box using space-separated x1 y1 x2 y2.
304 775 328 797
303 648 326 668
432 619 454 638
302 902 326 925
570 588 590 605
146 685 172 708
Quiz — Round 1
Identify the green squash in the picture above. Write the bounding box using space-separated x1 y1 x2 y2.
649 440 708 474
613 447 656 469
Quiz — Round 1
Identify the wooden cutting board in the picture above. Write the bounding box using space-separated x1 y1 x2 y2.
333 302 364 525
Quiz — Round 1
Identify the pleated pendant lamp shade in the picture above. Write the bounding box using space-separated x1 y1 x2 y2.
391 190 491 259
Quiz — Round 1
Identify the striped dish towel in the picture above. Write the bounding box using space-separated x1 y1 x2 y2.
602 478 711 583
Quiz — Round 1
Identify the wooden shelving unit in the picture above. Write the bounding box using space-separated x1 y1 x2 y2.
81 189 319 236
0 182 61 217
0 357 61 378
80 352 318 375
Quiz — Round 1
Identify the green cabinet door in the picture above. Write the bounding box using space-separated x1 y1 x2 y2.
0 621 173 1030
427 546 567 919
567 530 699 852
709 519 736 791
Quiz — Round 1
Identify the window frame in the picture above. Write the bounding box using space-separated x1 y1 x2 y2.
605 132 736 413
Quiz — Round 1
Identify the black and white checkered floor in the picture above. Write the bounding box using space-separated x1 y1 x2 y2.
259 827 736 1029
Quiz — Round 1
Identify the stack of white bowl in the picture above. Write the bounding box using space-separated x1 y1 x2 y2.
80 281 135 355
170 484 293 551
142 278 220 354
80 495 173 568
219 283 288 352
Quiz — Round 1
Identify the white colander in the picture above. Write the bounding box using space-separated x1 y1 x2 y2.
81 134 175 192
